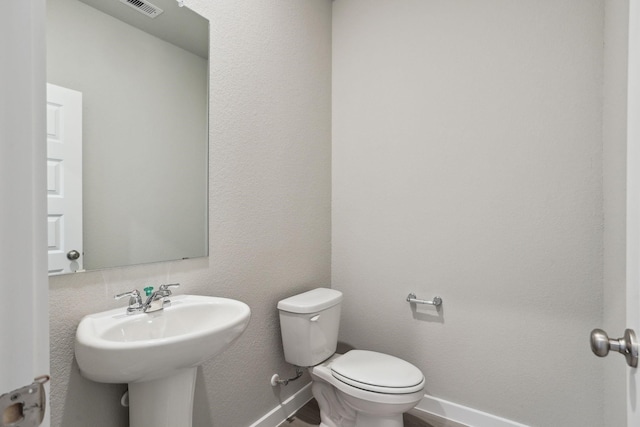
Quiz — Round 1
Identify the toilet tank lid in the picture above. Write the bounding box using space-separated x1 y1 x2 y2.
277 288 342 314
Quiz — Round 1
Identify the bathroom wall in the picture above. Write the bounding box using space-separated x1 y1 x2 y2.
332 1 605 426
602 0 629 425
47 0 208 270
48 0 332 426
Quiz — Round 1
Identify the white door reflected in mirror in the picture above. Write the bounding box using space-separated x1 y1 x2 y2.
47 83 83 275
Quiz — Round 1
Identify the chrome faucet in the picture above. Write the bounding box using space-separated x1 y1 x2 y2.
114 289 144 315
114 283 180 315
144 283 180 313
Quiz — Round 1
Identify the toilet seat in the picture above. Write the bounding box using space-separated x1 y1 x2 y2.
310 354 425 406
330 350 425 394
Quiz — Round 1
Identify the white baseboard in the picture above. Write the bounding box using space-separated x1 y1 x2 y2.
247 385 528 427
415 395 529 427
248 382 314 427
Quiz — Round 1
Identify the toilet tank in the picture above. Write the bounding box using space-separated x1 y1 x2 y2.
277 288 342 367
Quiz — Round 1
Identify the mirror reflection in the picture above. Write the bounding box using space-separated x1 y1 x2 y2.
46 0 209 275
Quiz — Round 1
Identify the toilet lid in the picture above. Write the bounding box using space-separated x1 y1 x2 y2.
331 350 425 394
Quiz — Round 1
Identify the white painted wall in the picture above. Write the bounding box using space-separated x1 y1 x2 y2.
48 0 332 426
332 1 605 426
47 0 208 271
0 0 50 425
602 0 629 425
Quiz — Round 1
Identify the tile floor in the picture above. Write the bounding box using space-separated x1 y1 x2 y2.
278 398 469 427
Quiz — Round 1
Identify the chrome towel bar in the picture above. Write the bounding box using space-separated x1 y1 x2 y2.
406 293 442 307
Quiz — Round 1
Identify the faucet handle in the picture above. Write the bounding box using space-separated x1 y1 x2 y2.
156 283 180 308
158 283 180 294
114 289 144 314
115 289 140 300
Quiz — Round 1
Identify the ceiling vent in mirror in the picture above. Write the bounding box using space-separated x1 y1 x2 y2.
119 0 164 18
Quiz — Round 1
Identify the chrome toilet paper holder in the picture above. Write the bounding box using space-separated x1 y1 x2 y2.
406 293 442 307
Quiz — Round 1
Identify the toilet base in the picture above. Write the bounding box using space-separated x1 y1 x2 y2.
313 381 356 427
354 412 403 427
312 376 419 427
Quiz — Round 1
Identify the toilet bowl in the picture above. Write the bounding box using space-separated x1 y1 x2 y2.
311 351 425 427
277 288 425 427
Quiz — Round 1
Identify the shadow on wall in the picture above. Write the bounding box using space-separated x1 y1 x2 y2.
409 303 444 324
58 360 128 427
193 367 215 427
336 342 356 354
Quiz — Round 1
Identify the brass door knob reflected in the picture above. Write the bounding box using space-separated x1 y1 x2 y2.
590 328 638 368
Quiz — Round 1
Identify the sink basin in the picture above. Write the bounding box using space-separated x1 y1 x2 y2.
75 294 251 383
74 294 251 427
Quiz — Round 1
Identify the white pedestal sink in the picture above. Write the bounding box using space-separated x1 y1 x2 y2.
75 294 251 427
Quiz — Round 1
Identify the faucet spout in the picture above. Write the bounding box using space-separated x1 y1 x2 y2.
143 283 180 313
115 284 180 314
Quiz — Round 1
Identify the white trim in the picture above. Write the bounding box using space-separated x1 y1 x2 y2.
415 395 529 427
0 1 49 425
247 386 530 427
247 383 313 427
628 1 640 426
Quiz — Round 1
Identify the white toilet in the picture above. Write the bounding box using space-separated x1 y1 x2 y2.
277 288 425 427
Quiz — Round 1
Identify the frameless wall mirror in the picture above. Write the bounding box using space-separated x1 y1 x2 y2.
46 0 209 275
